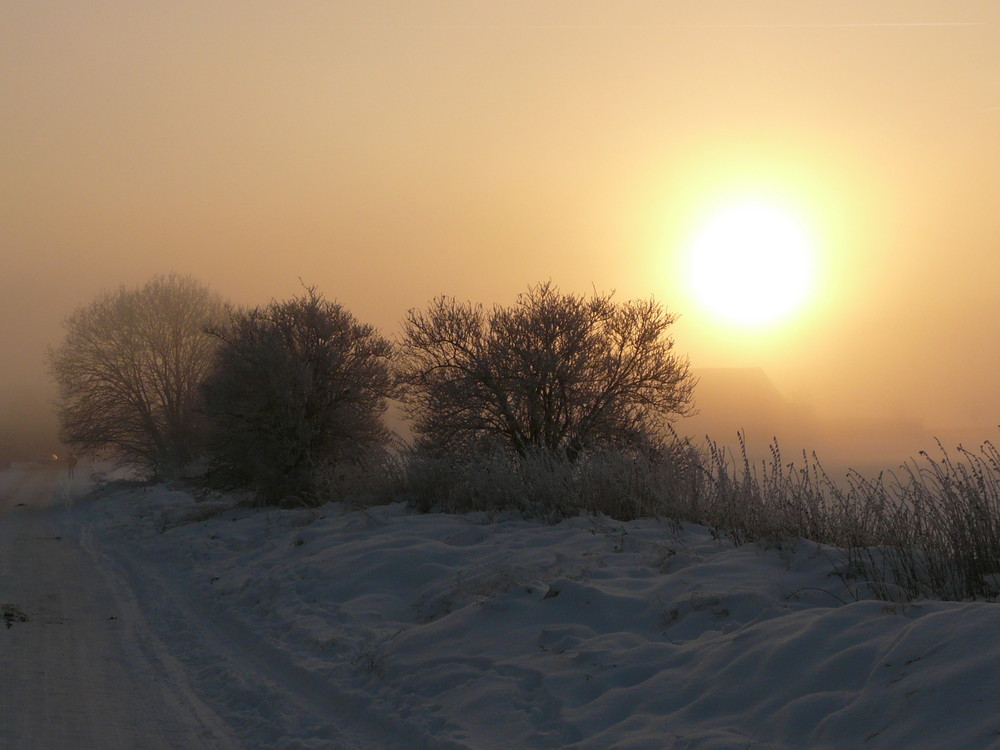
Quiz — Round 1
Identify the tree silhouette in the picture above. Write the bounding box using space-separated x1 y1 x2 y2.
397 281 695 459
201 287 393 505
49 274 226 478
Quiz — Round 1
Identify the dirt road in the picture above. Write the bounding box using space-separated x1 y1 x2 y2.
0 467 241 749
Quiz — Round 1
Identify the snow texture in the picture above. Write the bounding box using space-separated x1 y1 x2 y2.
5 468 1000 748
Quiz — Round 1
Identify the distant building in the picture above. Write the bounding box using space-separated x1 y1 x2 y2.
681 367 929 478
683 367 816 447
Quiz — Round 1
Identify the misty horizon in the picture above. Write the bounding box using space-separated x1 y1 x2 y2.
3 1 999 473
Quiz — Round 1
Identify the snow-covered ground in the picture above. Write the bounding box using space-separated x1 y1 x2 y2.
8 469 1000 748
0 468 241 750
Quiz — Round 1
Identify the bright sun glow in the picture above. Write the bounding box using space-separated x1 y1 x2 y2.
684 199 816 327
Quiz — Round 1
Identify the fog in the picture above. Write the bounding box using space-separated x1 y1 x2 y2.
3 1 999 472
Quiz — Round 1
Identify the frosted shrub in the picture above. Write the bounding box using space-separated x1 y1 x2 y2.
400 424 1000 602
696 433 1000 602
398 439 702 522
398 448 557 516
396 282 695 460
313 447 404 509
200 287 393 506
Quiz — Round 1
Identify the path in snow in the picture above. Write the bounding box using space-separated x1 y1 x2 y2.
0 466 241 750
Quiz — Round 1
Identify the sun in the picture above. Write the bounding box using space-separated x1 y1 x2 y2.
683 198 817 328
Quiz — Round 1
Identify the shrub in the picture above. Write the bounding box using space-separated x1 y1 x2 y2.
200 287 393 506
396 434 702 522
397 281 695 459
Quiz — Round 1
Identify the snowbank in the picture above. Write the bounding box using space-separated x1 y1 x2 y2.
64 485 1000 749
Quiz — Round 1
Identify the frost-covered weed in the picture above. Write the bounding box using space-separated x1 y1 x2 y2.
292 426 1000 603
695 435 1000 602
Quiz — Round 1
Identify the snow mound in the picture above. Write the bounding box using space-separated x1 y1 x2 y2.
65 487 1000 749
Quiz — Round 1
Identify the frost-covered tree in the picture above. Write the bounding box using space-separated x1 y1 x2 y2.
49 274 226 478
397 281 695 459
200 287 393 505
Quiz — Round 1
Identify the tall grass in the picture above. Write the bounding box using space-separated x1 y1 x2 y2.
839 442 1000 601
681 434 1000 602
387 433 1000 602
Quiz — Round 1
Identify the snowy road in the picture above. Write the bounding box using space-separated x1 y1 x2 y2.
0 467 241 750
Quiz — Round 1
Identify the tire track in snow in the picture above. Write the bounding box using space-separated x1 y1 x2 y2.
79 515 472 750
75 524 245 749
0 468 241 750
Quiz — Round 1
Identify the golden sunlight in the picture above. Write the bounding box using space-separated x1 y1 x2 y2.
683 198 817 328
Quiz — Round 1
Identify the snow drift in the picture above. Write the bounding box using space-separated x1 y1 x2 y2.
57 483 1000 749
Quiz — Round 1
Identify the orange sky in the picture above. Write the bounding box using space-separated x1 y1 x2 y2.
3 1 1000 467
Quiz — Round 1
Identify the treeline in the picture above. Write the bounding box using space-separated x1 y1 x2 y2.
49 274 696 510
49 274 1000 602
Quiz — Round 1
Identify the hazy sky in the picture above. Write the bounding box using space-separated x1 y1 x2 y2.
4 1 1000 464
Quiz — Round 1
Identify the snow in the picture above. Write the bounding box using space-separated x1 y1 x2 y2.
15 473 1000 748
0 470 241 750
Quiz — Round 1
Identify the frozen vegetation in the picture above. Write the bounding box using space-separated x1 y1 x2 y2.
28 471 1000 749
33 277 1000 747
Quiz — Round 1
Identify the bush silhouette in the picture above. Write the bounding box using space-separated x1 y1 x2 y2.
397 281 695 460
201 287 393 505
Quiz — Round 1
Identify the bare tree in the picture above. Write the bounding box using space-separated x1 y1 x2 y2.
200 287 393 505
397 281 695 458
49 274 226 478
